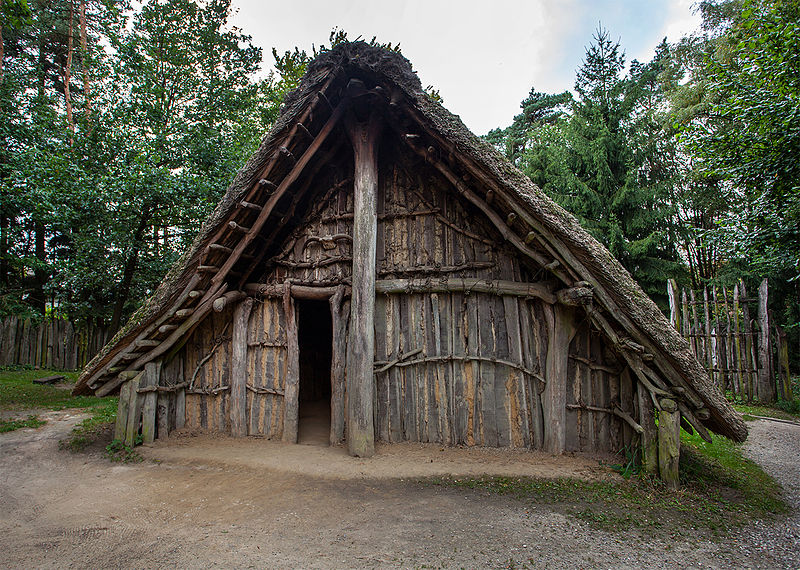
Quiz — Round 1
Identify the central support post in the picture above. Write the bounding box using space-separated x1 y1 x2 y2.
345 107 382 457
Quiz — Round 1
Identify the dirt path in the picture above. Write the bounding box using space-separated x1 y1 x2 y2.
1 414 797 569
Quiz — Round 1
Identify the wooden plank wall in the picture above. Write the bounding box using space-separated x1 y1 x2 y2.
244 297 287 438
374 293 554 449
564 322 637 453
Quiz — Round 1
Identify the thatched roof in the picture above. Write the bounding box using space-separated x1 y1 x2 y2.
74 41 746 443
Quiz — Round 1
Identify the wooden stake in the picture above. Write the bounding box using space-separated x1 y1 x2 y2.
657 398 680 489
230 297 253 437
636 371 658 475
757 278 775 402
344 109 382 458
124 371 144 447
114 380 131 441
330 286 349 445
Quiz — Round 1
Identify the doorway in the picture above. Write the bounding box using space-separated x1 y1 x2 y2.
297 299 333 445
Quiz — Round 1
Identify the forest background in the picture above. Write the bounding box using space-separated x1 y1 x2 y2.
0 0 797 377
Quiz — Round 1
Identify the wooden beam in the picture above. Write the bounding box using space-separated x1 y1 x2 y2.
230 297 253 437
124 371 144 447
239 200 262 212
212 290 246 313
344 109 382 458
374 278 556 304
244 282 349 300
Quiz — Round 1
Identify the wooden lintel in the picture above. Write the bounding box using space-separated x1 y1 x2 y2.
244 282 349 300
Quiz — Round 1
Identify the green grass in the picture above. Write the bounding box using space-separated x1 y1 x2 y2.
0 414 46 433
0 367 113 434
59 397 119 452
733 402 800 422
0 367 106 412
431 431 787 537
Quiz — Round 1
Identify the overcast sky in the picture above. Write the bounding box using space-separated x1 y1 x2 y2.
229 0 701 135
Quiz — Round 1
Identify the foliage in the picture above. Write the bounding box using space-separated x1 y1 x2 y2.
105 436 143 462
0 413 45 432
488 28 683 304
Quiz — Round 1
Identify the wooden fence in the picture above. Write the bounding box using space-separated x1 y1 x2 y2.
0 315 109 370
667 278 792 403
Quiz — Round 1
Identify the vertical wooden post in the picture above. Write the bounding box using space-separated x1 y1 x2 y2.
657 398 681 490
690 289 701 360
776 325 792 401
141 361 161 445
124 371 144 447
231 297 253 437
282 283 300 443
667 279 679 331
757 279 775 402
722 287 737 396
542 304 574 454
114 380 132 441
157 392 169 439
712 287 726 391
681 289 690 341
740 280 756 402
329 286 349 446
637 378 658 476
733 285 746 401
703 287 713 385
344 109 382 458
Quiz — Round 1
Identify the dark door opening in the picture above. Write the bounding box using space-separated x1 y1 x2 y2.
297 298 333 445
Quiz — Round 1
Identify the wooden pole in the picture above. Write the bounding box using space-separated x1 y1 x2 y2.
740 280 756 403
733 285 745 401
114 380 131 441
230 297 253 437
657 398 681 490
703 287 713 386
124 371 144 447
344 109 382 458
757 279 775 402
329 286 348 445
140 361 160 445
637 374 658 476
282 283 300 443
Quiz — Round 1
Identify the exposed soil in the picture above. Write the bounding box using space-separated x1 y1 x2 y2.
1 412 798 569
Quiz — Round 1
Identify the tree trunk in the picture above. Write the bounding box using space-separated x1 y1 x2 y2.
79 0 90 119
64 0 75 143
109 208 151 335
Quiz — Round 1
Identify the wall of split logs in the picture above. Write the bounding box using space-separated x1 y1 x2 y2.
116 156 639 454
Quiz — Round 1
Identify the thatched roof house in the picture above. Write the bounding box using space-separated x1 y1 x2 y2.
75 42 745 480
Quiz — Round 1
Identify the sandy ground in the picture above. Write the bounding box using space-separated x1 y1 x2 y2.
1 411 798 569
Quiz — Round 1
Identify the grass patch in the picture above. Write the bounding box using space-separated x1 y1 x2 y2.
733 402 800 422
431 432 787 537
0 368 106 412
0 414 46 433
104 436 143 463
59 397 119 452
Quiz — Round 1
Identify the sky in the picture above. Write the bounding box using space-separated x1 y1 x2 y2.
229 0 701 135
